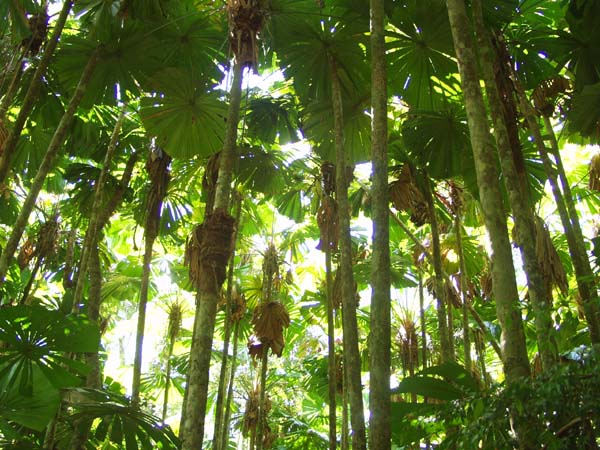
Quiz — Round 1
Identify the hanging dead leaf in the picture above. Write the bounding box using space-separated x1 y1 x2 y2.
184 209 236 294
251 301 290 357
534 216 568 296
144 148 171 241
389 165 429 226
449 181 464 216
242 388 260 436
227 0 267 70
231 292 247 323
316 196 339 251
21 10 48 55
35 216 59 261
321 162 336 196
532 76 571 117
17 238 35 269
480 270 493 301
247 335 265 360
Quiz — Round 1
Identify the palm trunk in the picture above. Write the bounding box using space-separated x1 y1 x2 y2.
445 0 530 381
180 61 243 450
543 116 600 338
162 331 176 422
446 0 535 446
325 244 337 449
369 0 391 447
510 71 600 344
471 0 556 369
0 56 24 118
213 195 242 450
390 208 503 359
418 273 428 370
329 55 367 450
454 214 472 370
73 105 128 310
0 0 73 185
0 48 99 285
221 319 241 450
422 175 452 362
255 349 269 450
132 150 171 404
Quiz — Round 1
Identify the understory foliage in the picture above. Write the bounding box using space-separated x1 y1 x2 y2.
1 0 600 449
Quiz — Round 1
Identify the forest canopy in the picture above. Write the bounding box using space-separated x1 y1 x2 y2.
1 0 600 449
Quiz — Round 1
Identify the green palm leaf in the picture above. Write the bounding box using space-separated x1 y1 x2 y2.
140 68 227 159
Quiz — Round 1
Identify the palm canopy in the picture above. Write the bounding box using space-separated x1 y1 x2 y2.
0 0 599 449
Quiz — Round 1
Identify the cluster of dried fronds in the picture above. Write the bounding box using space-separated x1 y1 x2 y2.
251 301 290 357
532 76 571 117
227 0 268 70
534 216 568 297
389 165 429 226
185 209 236 293
144 147 171 241
316 195 338 251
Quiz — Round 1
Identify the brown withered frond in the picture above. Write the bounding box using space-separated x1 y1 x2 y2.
589 153 600 191
316 195 339 251
252 301 290 357
534 216 568 296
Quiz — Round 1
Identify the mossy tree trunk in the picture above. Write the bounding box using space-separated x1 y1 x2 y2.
329 55 367 450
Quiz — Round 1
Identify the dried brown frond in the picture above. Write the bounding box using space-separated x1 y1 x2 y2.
17 238 35 269
532 76 571 117
589 153 600 191
398 310 419 374
247 335 265 360
321 162 336 196
242 388 260 436
21 10 48 55
445 280 461 308
227 0 268 70
231 291 247 323
449 181 464 216
389 165 429 226
480 270 493 301
251 301 290 357
145 148 171 240
534 216 568 296
35 216 59 261
316 195 339 251
167 300 184 342
184 209 236 294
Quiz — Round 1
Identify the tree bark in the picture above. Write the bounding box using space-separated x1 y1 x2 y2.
330 55 367 450
0 0 73 185
221 319 240 450
180 61 243 450
472 0 556 369
369 0 391 447
0 48 99 286
445 0 530 381
510 70 600 344
423 175 453 362
325 244 337 450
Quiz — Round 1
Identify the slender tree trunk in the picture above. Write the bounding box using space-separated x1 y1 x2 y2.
341 354 349 450
329 55 367 450
446 0 535 446
510 71 600 344
390 208 503 359
213 195 242 450
369 0 391 447
162 332 176 422
180 62 243 450
255 349 269 450
132 150 171 404
471 0 556 369
422 175 452 362
0 57 24 118
325 245 337 450
221 319 240 450
0 0 73 185
0 48 99 285
73 104 127 310
445 0 530 381
454 214 472 370
418 274 428 370
543 116 600 338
